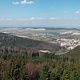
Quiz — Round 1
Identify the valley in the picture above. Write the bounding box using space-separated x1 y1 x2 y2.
0 27 80 51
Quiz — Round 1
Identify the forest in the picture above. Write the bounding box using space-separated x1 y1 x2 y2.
0 46 80 80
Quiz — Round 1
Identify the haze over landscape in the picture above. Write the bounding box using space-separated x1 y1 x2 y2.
0 0 80 28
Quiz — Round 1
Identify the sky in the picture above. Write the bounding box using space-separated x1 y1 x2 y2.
0 0 80 28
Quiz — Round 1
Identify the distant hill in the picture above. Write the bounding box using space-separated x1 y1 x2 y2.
66 46 80 58
0 33 61 52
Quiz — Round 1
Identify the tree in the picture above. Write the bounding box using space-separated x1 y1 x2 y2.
2 57 27 80
39 65 51 80
25 62 39 80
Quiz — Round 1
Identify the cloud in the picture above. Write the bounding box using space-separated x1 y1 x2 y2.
12 2 19 4
30 17 45 20
0 19 4 21
37 18 45 20
0 18 12 21
12 0 34 5
75 11 80 14
67 17 78 20
21 0 34 4
18 18 27 21
6 19 12 21
50 18 61 20
30 17 35 20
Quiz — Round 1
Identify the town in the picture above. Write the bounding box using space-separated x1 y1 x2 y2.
56 39 80 50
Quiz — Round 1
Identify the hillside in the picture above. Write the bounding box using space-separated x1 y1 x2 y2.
0 33 61 52
66 46 80 58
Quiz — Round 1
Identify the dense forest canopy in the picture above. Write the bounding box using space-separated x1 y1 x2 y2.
0 45 79 80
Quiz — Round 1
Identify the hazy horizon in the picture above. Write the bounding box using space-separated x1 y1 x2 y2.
0 25 80 29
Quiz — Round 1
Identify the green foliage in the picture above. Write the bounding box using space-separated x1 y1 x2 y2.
44 53 55 59
39 65 51 80
2 57 28 80
66 46 80 58
0 46 80 80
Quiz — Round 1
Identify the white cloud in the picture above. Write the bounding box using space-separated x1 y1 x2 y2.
18 18 27 21
17 17 46 21
12 2 19 4
21 0 34 4
67 17 78 20
75 11 80 14
12 0 34 5
50 18 61 20
0 19 5 21
0 18 12 21
37 18 45 20
30 17 35 20
30 17 45 20
6 19 12 21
